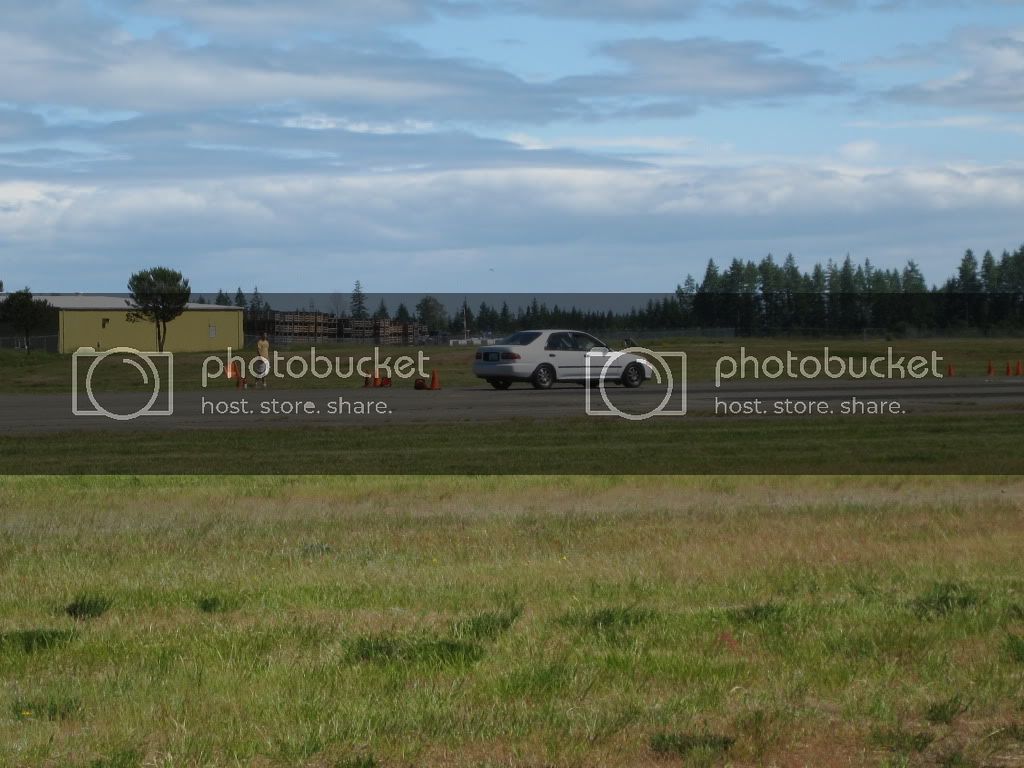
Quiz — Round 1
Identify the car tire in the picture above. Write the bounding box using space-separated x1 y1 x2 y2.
531 364 555 390
621 362 644 388
489 379 512 390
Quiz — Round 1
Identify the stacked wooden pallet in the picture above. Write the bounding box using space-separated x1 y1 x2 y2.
340 318 376 339
273 311 339 338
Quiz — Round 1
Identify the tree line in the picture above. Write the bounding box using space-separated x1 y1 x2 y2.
450 247 1024 336
162 244 1024 337
3 244 1024 350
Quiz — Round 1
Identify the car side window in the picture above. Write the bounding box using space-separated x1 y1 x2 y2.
545 332 572 351
572 333 604 352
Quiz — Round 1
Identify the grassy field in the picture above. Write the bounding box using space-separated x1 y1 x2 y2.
3 337 1023 393
2 475 1024 767
3 412 1024 474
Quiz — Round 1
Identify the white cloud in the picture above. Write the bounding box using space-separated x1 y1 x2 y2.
3 160 1023 291
0 3 848 122
839 139 880 161
888 29 1024 112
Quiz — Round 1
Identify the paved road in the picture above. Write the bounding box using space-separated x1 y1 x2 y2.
2 377 1021 433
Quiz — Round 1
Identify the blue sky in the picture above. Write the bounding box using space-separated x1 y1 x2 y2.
1 0 1022 292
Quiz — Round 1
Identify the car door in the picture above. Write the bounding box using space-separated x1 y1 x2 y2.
543 332 584 381
573 332 619 381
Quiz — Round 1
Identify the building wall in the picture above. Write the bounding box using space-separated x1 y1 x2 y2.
59 309 244 353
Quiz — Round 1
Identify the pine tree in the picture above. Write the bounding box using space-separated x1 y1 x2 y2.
250 285 264 314
350 280 368 320
902 261 927 293
957 249 981 292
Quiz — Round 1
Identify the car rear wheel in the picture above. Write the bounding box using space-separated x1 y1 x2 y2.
531 364 555 390
488 379 512 390
621 362 644 388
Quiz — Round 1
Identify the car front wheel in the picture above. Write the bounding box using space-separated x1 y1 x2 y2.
621 362 644 388
531 364 555 390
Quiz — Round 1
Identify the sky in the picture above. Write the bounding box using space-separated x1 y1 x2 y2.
1 0 1022 293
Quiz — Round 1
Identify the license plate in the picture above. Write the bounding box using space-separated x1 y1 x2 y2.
484 352 500 362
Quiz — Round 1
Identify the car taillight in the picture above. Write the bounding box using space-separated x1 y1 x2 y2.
475 351 482 359
500 352 521 360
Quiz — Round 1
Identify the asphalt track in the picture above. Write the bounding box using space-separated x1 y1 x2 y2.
1 377 1021 433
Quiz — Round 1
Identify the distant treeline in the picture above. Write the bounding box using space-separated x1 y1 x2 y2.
460 246 1024 336
229 245 1024 337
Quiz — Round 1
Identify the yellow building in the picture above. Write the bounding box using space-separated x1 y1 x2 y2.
50 295 244 353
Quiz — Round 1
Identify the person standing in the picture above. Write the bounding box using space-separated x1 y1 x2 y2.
255 332 271 388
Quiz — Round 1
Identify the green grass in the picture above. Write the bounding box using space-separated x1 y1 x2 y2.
2 411 1023 474
0 629 77 654
64 594 113 621
909 581 982 619
11 694 82 722
3 336 1022 393
2 475 1024 766
195 593 241 614
924 695 968 725
649 730 736 759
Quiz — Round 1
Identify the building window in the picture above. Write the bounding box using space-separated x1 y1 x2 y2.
101 318 109 328
209 324 217 338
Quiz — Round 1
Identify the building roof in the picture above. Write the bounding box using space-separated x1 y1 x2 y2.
0 294 241 311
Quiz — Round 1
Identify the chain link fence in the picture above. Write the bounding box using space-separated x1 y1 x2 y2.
0 334 59 353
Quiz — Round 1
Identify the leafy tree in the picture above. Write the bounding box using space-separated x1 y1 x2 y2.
415 295 447 332
350 280 368 320
233 287 247 310
214 289 231 306
127 267 191 352
394 302 412 323
372 298 389 320
3 289 52 354
195 295 208 304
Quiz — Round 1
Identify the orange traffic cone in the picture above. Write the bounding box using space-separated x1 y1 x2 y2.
229 362 246 388
1008 362 1013 377
1017 361 1023 377
987 360 994 377
946 364 955 378
429 369 441 390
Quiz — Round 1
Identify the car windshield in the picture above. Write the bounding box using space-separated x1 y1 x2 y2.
498 331 543 345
